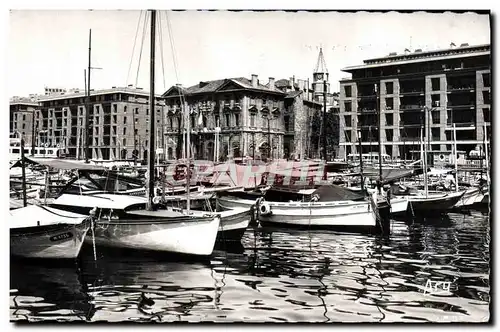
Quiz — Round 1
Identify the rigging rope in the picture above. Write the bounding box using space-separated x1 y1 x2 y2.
135 11 149 88
126 11 144 86
157 10 167 92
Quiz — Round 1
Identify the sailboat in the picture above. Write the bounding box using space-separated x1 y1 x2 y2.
398 112 464 213
9 139 92 259
50 10 220 256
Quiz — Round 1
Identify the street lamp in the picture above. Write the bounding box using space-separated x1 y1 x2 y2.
358 129 364 193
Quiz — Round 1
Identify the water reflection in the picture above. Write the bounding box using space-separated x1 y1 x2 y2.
10 211 490 323
10 262 94 322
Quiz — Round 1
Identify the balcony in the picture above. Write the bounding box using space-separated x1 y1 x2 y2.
357 108 376 114
446 103 474 109
399 89 424 95
447 85 475 93
400 104 424 111
445 121 475 129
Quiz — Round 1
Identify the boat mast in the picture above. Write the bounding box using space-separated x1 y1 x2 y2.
20 139 27 207
85 29 92 164
147 9 156 209
453 123 458 192
186 102 191 213
484 122 490 197
422 122 428 198
322 79 327 161
376 83 382 193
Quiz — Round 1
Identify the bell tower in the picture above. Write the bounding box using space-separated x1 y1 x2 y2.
312 47 330 103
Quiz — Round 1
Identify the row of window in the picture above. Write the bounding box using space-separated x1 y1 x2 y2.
343 108 490 128
343 72 491 97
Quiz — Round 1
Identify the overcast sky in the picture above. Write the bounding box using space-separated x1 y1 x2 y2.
8 10 490 97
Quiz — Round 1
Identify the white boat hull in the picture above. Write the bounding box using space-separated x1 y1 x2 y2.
89 215 220 256
455 188 484 207
217 207 251 241
257 200 377 227
217 196 256 210
388 197 409 214
10 220 91 259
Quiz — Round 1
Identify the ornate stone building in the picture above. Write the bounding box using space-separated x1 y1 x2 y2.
162 75 287 161
162 74 326 161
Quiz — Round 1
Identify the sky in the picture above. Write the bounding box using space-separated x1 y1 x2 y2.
7 10 491 97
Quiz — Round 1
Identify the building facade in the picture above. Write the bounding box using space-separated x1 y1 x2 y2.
161 74 324 162
33 86 164 161
162 75 288 161
10 97 38 146
339 43 491 162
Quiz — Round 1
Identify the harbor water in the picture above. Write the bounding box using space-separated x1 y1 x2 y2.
10 210 490 323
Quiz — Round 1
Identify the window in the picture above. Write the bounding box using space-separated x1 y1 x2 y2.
136 108 139 114
79 118 83 126
250 113 256 127
234 114 240 127
431 77 441 91
482 91 491 104
214 114 220 127
134 129 138 135
123 116 127 124
344 101 352 112
431 128 440 140
431 110 440 124
123 127 127 135
113 115 117 123
483 108 490 122
135 118 139 123
95 105 100 114
483 73 491 88
22 114 26 121
385 82 394 95
95 127 99 135
124 106 127 113
113 104 117 113
203 116 208 127
284 115 290 131
385 129 393 142
385 98 394 110
385 113 393 126
146 109 149 115
225 114 230 127
262 99 267 105
123 138 126 146
63 119 67 126
344 85 352 98
191 116 195 128
22 123 26 129
95 117 99 125
344 115 352 127
79 108 83 115
169 117 173 129
112 126 116 135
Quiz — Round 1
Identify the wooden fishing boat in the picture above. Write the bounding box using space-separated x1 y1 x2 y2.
10 205 91 259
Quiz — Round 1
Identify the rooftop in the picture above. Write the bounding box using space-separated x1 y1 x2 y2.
342 43 490 72
36 86 163 102
163 76 286 97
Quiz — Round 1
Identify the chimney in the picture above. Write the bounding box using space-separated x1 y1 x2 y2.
268 77 275 90
251 74 258 88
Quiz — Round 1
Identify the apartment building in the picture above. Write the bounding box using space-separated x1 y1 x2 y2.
34 86 164 161
339 43 491 163
10 97 38 145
